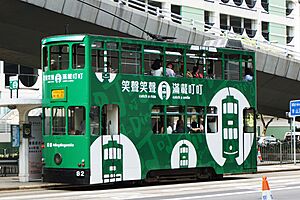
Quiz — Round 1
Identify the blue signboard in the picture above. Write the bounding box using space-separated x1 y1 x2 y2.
11 125 20 148
290 100 300 117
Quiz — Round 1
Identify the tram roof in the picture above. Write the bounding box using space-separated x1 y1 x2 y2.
42 34 251 53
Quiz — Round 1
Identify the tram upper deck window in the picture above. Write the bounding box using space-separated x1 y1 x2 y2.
242 55 254 81
52 107 66 135
50 45 69 71
144 46 163 76
68 106 85 135
91 42 119 73
121 44 141 75
42 47 48 71
72 44 85 69
166 48 183 77
224 54 240 81
43 107 51 135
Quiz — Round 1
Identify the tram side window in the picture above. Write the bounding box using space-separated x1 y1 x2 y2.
68 106 85 135
91 42 104 72
187 106 205 133
243 108 255 133
72 44 85 69
144 46 163 76
207 107 218 133
102 104 119 135
90 106 100 135
121 44 141 75
42 47 48 71
151 106 164 134
166 48 183 77
52 107 66 135
207 59 222 80
186 50 203 78
91 42 119 73
43 108 51 135
166 106 185 134
242 55 254 81
224 54 240 80
50 45 69 71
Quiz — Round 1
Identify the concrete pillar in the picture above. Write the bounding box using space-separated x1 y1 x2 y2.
18 106 30 182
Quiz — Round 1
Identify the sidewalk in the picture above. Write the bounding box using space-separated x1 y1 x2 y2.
1 164 300 191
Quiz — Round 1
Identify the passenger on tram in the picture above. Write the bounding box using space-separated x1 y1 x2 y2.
166 62 176 77
190 120 204 133
244 67 253 81
192 66 203 78
176 119 184 133
151 59 163 76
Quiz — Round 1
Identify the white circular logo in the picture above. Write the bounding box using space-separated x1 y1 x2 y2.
158 81 171 100
206 87 254 166
55 74 62 83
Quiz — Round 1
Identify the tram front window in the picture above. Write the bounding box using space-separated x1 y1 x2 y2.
50 45 69 71
68 106 85 135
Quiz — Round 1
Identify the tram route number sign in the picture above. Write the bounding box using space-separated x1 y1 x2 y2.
290 100 300 117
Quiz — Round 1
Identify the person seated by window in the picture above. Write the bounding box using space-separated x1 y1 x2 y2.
176 119 184 133
244 67 253 81
151 59 163 76
167 120 173 134
186 69 193 78
190 120 204 133
166 62 176 77
192 66 203 78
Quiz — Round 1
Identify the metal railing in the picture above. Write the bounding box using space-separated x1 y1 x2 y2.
258 142 300 165
111 0 300 61
0 160 18 177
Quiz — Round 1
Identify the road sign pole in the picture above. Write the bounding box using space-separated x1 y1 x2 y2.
293 117 296 165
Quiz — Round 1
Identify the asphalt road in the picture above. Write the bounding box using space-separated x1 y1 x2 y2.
0 171 299 200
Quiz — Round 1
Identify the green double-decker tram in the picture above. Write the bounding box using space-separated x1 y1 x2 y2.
41 34 257 184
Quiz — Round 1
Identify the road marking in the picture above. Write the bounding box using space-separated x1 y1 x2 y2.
160 185 300 200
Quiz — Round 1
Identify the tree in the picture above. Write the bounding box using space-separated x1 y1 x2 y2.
260 114 274 137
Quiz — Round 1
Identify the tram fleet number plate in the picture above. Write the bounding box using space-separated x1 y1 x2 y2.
51 89 65 99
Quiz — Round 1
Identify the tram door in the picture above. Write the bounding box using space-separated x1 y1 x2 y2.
101 104 123 183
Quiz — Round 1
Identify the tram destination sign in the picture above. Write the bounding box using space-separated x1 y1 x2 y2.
290 100 300 117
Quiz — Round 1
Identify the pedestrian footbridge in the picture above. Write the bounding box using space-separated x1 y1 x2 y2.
1 0 300 117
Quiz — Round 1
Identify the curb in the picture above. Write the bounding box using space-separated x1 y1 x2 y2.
0 183 67 191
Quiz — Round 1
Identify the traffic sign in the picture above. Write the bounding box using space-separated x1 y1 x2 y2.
290 100 300 117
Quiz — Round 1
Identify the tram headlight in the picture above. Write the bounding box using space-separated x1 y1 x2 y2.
54 153 62 165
